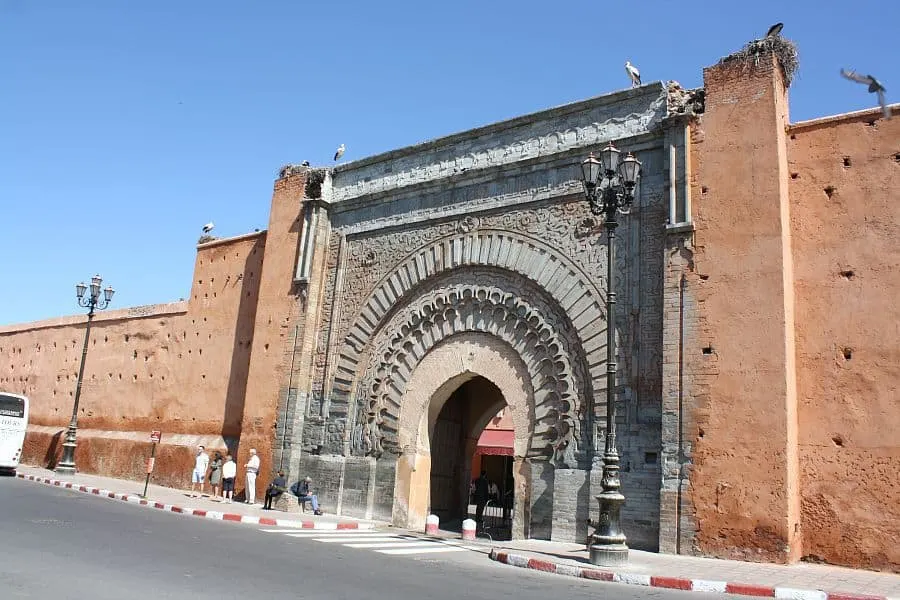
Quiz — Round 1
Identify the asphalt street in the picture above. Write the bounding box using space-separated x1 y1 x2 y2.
1 475 740 600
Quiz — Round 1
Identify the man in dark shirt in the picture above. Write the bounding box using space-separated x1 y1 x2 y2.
263 470 287 510
292 476 323 515
474 470 490 525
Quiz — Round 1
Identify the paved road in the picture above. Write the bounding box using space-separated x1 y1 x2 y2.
1 475 735 600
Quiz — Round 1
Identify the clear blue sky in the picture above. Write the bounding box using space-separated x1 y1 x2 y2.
1 0 896 326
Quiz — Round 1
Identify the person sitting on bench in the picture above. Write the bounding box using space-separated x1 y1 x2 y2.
263 470 287 510
291 476 323 515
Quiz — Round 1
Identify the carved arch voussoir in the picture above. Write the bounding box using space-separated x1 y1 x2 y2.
356 269 586 468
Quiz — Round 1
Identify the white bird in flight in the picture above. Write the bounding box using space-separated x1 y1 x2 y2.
202 222 214 234
334 143 346 161
625 61 641 88
840 69 890 120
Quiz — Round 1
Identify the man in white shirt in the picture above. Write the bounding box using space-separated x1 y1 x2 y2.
190 445 209 498
244 448 260 504
221 454 237 503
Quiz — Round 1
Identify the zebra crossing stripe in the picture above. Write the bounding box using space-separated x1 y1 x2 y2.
260 528 384 535
313 536 402 543
344 541 442 549
377 546 468 555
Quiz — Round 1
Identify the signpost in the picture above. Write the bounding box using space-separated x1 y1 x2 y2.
142 430 161 498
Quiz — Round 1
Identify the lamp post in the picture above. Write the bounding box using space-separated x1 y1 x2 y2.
579 142 642 566
55 275 114 475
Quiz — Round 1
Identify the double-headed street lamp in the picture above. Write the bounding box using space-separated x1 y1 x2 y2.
55 275 114 475
579 142 642 566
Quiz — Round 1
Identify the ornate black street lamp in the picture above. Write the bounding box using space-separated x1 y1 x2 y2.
579 142 642 566
55 275 114 475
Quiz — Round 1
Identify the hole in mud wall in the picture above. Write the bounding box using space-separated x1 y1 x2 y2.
839 269 855 280
790 133 797 140
790 172 799 179
894 153 900 163
125 334 129 342
133 350 137 359
842 347 853 360
702 346 713 355
698 274 709 281
866 119 877 127
701 186 708 194
824 186 836 199
831 435 844 447
698 428 705 438
842 157 852 167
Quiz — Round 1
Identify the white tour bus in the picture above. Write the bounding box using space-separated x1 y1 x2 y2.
0 392 28 474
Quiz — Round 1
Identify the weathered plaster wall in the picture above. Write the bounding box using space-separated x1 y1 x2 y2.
0 231 265 488
787 108 900 571
239 169 332 499
687 51 801 564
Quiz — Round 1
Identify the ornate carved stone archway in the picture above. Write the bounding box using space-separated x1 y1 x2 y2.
354 268 589 468
333 229 610 467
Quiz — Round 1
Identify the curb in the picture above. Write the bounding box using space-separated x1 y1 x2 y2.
488 550 890 600
16 473 374 530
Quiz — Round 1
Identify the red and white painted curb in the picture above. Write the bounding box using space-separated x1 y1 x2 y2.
489 550 892 600
16 473 374 530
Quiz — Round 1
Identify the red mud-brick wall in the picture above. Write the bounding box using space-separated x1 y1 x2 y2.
787 108 900 571
687 50 802 563
237 170 313 497
0 232 264 488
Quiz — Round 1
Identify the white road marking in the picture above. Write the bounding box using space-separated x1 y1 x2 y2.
376 546 468 555
260 529 384 535
344 541 442 549
313 536 406 543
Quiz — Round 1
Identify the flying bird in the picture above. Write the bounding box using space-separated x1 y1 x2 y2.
300 160 310 167
840 69 891 119
202 222 214 234
625 61 641 87
333 144 346 161
765 23 784 38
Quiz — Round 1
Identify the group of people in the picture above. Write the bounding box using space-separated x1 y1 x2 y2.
188 445 321 514
190 445 260 504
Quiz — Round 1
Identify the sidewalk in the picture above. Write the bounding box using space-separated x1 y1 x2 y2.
483 537 899 600
14 464 382 530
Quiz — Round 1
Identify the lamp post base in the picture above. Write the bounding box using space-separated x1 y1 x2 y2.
54 463 76 476
589 488 629 566
589 540 629 566
55 428 78 475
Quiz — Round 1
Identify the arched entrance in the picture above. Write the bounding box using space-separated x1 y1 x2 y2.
429 376 512 534
392 332 534 538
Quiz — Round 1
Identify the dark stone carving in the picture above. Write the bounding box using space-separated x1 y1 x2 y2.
357 268 586 468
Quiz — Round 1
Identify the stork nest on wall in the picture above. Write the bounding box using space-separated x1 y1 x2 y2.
719 35 799 87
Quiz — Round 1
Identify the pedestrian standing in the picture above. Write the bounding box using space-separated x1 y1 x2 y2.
244 448 260 504
474 470 489 525
221 454 236 503
190 445 210 498
209 451 223 500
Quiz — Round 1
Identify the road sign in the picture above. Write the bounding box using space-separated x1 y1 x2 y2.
150 430 161 444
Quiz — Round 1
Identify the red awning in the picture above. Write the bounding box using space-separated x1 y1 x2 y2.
476 429 514 456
